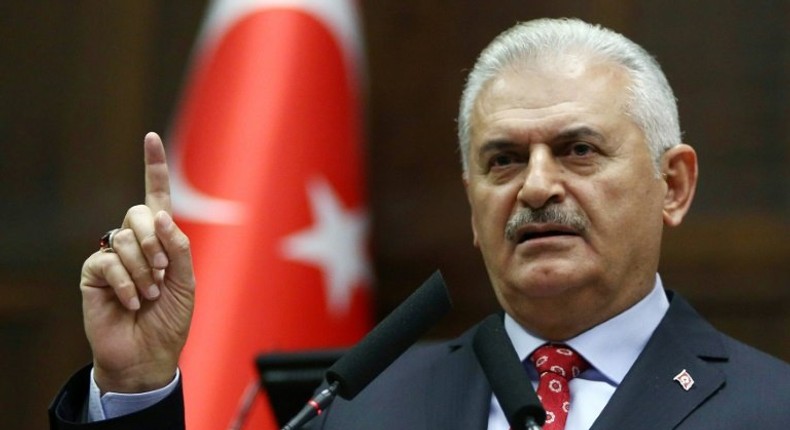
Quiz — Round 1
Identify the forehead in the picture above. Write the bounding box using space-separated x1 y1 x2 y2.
470 57 633 142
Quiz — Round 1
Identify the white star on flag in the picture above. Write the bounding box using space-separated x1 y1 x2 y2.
281 177 372 315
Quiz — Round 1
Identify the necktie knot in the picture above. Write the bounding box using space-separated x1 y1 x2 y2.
530 344 589 380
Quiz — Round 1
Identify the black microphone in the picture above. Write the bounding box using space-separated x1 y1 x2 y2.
473 314 545 430
282 270 452 429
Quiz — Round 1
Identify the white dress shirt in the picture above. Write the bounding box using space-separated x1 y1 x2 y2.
487 274 670 430
88 368 180 421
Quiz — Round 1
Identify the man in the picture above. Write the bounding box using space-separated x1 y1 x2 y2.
50 18 789 429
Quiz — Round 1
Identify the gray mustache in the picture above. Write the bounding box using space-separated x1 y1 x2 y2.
505 206 590 241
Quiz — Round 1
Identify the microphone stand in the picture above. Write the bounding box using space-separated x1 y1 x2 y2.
281 381 340 430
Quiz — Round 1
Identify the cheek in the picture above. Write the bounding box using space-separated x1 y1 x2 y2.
578 177 663 246
469 185 515 241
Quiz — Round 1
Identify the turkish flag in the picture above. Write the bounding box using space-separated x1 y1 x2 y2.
168 1 372 429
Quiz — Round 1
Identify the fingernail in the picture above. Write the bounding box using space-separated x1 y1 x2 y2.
154 252 168 268
147 284 160 299
129 297 141 310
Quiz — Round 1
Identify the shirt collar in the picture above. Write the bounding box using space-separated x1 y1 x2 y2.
504 274 669 386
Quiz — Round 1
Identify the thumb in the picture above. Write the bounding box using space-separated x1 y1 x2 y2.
155 211 195 292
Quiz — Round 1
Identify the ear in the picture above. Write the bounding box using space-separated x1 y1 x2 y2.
661 144 698 227
462 174 480 248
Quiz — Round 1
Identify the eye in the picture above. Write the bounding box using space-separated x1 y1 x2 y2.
487 152 527 172
569 142 595 157
491 153 516 167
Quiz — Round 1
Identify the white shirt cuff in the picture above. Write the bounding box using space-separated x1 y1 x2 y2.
88 367 180 421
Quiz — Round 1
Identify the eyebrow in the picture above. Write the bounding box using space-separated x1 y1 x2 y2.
555 126 605 142
478 139 518 156
477 125 605 157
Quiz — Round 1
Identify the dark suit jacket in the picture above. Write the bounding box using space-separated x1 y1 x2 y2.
49 365 185 430
50 291 790 429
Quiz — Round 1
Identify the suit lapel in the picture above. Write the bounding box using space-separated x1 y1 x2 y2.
591 292 728 429
427 329 492 429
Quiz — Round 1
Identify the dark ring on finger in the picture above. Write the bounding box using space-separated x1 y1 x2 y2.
99 228 123 253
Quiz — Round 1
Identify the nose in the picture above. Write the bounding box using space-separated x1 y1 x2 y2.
517 145 565 209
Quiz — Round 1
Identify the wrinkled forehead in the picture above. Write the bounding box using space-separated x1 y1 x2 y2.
470 55 634 130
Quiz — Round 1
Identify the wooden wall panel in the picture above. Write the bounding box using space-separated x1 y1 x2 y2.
0 1 786 427
0 2 206 427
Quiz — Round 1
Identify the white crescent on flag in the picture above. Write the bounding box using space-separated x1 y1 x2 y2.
168 149 248 224
168 0 364 224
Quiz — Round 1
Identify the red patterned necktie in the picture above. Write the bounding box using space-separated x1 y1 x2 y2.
529 344 590 430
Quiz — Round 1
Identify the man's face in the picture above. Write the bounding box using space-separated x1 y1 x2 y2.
464 57 668 338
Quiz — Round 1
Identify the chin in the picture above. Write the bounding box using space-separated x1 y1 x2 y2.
504 261 598 299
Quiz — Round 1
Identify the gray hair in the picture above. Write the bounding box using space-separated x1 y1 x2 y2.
457 18 681 175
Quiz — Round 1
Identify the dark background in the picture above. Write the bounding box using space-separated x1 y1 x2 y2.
2 1 788 428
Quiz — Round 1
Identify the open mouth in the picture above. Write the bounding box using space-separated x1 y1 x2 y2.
518 230 578 244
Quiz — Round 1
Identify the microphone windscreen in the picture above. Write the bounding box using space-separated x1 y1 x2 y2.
325 270 451 399
473 314 546 427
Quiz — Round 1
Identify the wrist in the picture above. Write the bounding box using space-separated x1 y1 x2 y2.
93 361 177 394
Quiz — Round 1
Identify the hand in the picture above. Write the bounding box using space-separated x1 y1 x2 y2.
81 132 195 393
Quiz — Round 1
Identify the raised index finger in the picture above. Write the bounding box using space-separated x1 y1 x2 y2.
143 132 172 215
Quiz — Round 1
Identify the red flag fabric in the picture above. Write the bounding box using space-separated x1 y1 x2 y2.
168 1 372 429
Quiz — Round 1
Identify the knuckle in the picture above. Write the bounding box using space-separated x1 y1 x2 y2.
126 204 151 218
114 280 135 295
130 264 152 280
139 233 161 253
174 235 191 252
84 252 114 278
113 228 136 246
82 254 98 272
